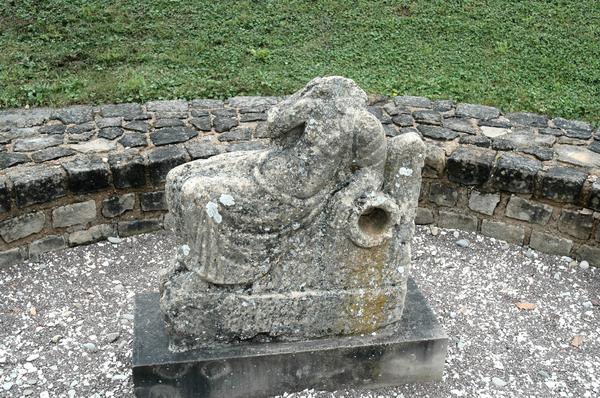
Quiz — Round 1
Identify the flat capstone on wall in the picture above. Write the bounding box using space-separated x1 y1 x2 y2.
1 94 600 267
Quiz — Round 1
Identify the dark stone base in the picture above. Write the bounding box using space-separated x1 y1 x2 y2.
132 279 447 398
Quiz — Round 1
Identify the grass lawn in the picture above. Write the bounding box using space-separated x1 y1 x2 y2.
1 0 599 123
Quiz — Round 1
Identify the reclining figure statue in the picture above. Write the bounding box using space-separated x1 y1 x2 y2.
160 76 425 350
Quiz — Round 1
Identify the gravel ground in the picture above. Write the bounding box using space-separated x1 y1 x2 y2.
0 226 598 398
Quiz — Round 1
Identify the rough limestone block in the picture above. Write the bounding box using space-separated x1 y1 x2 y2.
29 235 66 258
505 196 553 225
8 165 66 208
558 209 593 240
428 182 459 207
0 247 27 267
447 146 496 186
52 200 96 228
146 145 189 186
62 156 111 193
102 194 135 218
68 224 115 245
140 191 167 211
0 176 11 213
492 153 541 193
589 180 600 211
536 167 587 204
423 143 446 178
415 208 434 225
456 103 500 120
438 210 478 232
576 245 600 266
529 231 573 256
108 149 146 189
161 77 426 350
468 191 500 215
0 212 45 243
481 220 525 245
118 219 162 237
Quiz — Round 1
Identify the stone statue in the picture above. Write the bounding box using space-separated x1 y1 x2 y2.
160 77 425 350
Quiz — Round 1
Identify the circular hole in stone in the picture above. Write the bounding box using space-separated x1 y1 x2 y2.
358 207 391 237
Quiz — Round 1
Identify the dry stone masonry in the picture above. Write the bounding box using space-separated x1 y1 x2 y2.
1 84 600 267
159 77 425 349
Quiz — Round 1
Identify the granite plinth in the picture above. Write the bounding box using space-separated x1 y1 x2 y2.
132 278 447 398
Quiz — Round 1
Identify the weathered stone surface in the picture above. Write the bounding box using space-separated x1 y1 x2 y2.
438 210 478 232
13 135 63 152
161 77 426 348
218 127 252 142
588 140 600 154
68 224 115 245
240 112 267 122
190 99 224 109
0 152 30 169
29 235 66 258
69 138 117 153
558 209 593 240
212 109 239 132
368 106 392 124
415 208 434 225
394 95 432 108
423 144 446 178
588 180 600 210
227 96 278 112
98 127 123 140
62 157 110 193
102 194 135 218
481 220 525 244
100 103 144 119
468 191 500 215
443 117 477 134
384 124 400 137
8 165 66 207
38 124 67 135
52 105 93 124
417 125 458 140
459 135 490 147
456 103 500 120
31 147 75 163
564 129 592 140
505 196 553 224
96 117 122 129
536 167 586 204
0 108 52 128
521 146 554 161
118 219 162 237
413 110 441 125
150 127 197 146
576 245 600 266
481 126 508 138
428 182 459 207
66 121 95 135
124 120 150 134
0 212 45 243
479 116 511 128
433 100 454 112
140 191 167 211
505 112 548 127
146 145 189 185
555 145 600 168
52 200 96 228
156 118 185 128
0 248 27 267
185 137 226 159
0 177 9 213
529 231 573 256
492 153 541 193
540 127 563 136
447 146 496 186
190 116 212 131
552 117 592 132
118 132 147 148
109 149 146 188
227 141 269 153
147 100 188 114
391 113 414 127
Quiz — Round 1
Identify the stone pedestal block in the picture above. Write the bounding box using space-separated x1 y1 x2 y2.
132 279 447 398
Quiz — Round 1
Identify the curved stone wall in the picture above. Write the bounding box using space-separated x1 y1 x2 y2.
1 95 599 267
